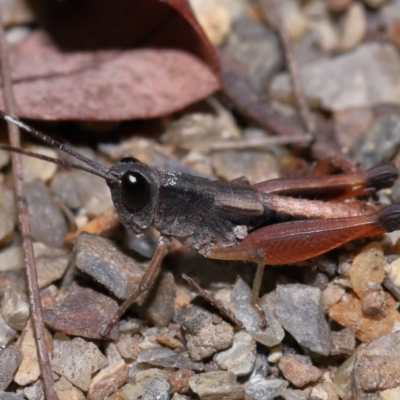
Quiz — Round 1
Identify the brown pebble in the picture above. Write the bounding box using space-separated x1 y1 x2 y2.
181 306 234 361
115 334 142 360
211 314 223 325
353 331 400 394
64 207 120 245
322 283 345 310
41 294 56 309
331 326 356 356
348 242 386 301
361 290 386 317
329 291 400 342
156 335 183 349
175 285 196 309
325 0 353 12
14 321 53 386
104 393 120 400
311 382 340 400
43 282 119 340
336 2 367 52
188 371 244 399
56 377 85 400
168 369 195 394
388 20 400 51
88 360 129 400
278 356 322 388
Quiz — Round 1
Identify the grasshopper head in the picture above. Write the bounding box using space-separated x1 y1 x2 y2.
107 158 159 233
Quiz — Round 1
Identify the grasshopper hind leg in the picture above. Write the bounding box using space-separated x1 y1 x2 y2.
205 203 400 329
205 246 268 328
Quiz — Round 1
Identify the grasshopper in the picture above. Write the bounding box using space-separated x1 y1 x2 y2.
1 110 400 337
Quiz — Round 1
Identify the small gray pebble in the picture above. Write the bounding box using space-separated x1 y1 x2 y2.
275 284 332 356
26 179 68 248
141 377 171 400
0 348 21 390
74 233 145 300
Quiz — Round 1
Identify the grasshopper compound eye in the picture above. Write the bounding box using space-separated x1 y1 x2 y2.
121 170 151 211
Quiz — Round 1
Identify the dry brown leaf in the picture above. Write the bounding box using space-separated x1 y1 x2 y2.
0 0 221 120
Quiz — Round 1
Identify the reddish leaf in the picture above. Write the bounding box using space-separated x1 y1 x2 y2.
0 0 221 120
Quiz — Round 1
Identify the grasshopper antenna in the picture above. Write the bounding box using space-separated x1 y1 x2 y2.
0 110 114 181
0 144 116 180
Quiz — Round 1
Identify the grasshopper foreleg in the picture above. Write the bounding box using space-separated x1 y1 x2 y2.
102 237 170 338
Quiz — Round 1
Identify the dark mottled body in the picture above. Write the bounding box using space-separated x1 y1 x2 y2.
108 159 274 255
157 170 271 254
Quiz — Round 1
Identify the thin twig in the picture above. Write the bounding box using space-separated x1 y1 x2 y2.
210 133 313 151
273 0 316 138
0 14 58 400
